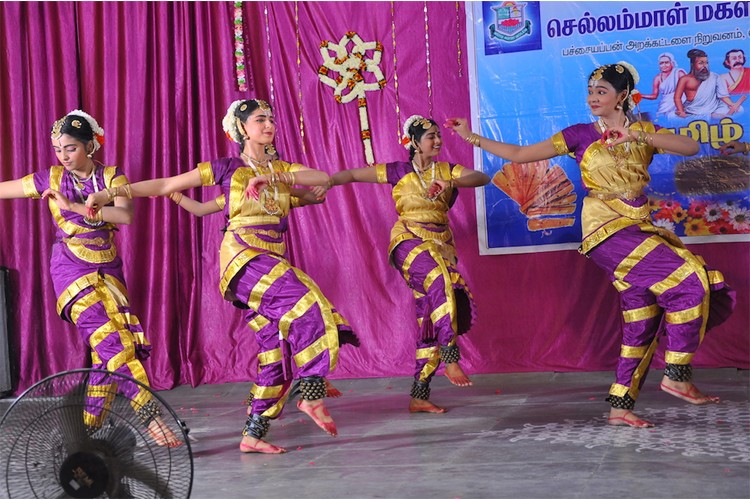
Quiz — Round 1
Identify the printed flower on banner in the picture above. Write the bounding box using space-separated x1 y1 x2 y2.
687 200 708 219
727 207 750 232
709 219 737 235
648 196 749 236
684 218 710 236
704 203 725 222
652 218 676 233
318 32 386 165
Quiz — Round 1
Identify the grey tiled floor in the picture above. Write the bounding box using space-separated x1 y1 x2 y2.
2 368 749 498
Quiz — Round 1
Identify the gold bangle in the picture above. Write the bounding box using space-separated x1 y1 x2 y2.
169 192 183 205
646 133 654 147
122 183 132 199
745 142 750 154
465 133 481 147
105 187 115 203
635 130 645 146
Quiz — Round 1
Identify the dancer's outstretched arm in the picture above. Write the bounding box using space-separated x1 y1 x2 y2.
330 166 379 186
86 168 203 214
444 118 557 164
0 179 27 199
169 187 323 217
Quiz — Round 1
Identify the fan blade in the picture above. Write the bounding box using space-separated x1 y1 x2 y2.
120 462 174 498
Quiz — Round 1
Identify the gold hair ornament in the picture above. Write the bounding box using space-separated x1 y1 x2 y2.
51 119 64 139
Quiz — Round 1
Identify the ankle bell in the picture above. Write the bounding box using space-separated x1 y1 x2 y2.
664 363 693 382
242 413 270 439
299 376 327 401
410 380 431 401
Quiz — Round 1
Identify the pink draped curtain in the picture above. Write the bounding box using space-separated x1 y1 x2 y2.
0 2 747 393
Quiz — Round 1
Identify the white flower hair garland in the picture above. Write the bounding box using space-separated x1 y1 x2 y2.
222 100 245 143
66 109 105 151
617 60 640 85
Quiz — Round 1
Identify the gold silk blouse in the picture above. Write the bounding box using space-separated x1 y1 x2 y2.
197 158 305 297
551 122 674 254
375 161 465 265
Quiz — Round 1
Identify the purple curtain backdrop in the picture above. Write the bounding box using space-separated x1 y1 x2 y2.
0 2 747 393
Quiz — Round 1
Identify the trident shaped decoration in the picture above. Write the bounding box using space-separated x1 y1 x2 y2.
318 32 386 164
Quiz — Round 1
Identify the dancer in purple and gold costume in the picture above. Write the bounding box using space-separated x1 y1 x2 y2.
447 62 736 428
87 99 353 454
330 115 490 414
166 188 348 404
0 110 181 447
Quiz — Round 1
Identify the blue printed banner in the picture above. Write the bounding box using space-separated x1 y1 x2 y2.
469 1 750 255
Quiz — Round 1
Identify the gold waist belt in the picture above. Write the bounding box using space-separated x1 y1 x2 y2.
231 227 283 239
61 236 112 246
403 220 452 244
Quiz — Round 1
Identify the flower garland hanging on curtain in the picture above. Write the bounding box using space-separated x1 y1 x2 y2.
233 1 249 92
318 31 386 165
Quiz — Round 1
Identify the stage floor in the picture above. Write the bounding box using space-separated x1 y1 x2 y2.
2 368 749 498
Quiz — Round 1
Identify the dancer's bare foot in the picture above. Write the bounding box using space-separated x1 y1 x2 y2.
147 417 184 447
239 435 286 454
445 362 473 387
297 399 337 436
607 409 654 428
409 398 446 413
325 379 343 398
660 377 720 404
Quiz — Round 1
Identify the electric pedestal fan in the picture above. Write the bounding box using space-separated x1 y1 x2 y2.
0 368 193 498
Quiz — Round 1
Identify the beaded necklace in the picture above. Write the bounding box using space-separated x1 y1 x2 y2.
241 152 280 215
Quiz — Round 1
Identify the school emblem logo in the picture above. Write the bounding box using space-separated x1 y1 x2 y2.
489 2 532 42
482 1 541 55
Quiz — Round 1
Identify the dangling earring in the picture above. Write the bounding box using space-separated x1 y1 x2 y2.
615 102 623 110
87 150 94 158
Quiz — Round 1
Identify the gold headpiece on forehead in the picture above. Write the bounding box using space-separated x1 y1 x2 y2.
591 65 608 81
51 118 65 139
255 99 271 112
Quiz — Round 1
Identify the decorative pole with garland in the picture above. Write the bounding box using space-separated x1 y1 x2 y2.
318 31 386 165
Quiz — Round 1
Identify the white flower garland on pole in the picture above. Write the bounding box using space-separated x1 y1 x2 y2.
318 31 386 165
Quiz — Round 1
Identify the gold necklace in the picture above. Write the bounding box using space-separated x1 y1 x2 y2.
597 118 631 170
411 160 439 201
241 152 280 215
70 167 105 227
